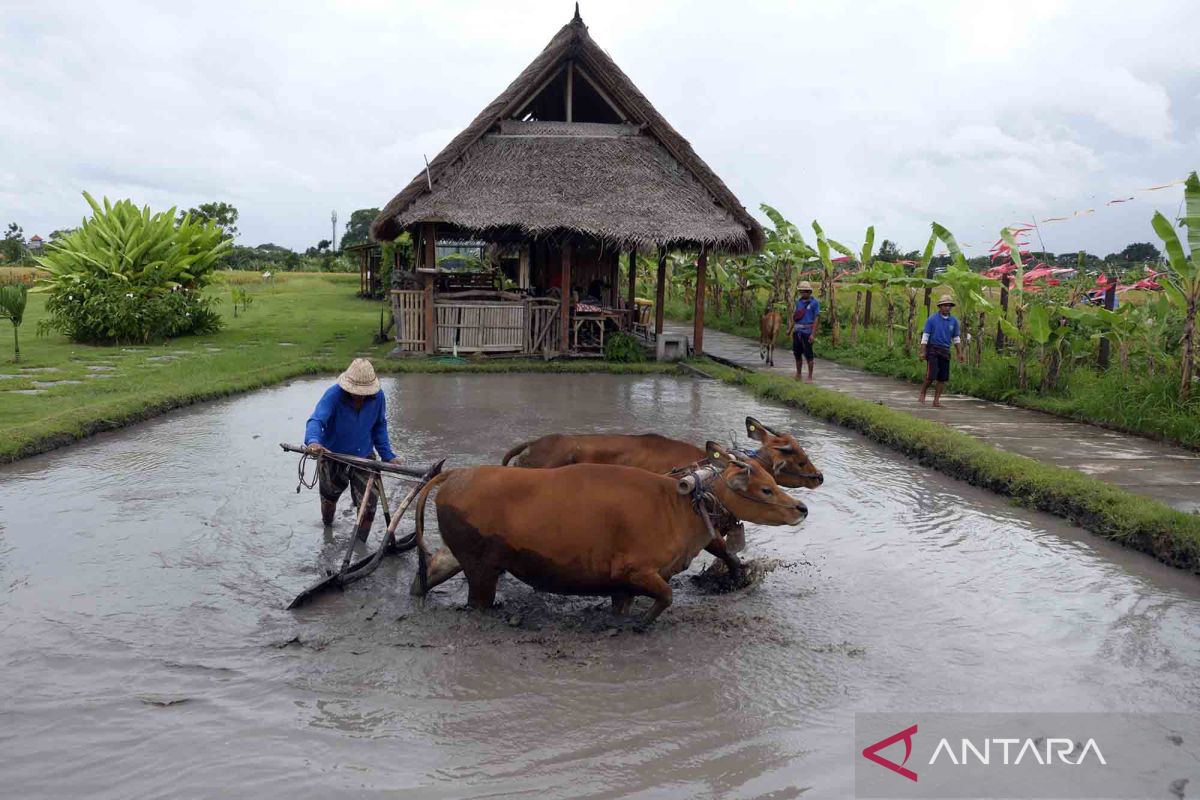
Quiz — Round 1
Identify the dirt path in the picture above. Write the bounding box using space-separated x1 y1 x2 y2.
670 322 1200 513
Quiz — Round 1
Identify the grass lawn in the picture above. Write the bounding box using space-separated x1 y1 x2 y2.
0 273 675 462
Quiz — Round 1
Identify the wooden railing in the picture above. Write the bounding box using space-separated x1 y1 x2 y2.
391 291 563 356
391 290 425 351
526 299 560 356
436 301 525 353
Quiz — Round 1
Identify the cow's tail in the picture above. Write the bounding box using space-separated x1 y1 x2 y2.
501 440 531 466
414 471 453 597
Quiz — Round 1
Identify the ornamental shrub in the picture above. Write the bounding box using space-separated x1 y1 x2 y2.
36 192 230 343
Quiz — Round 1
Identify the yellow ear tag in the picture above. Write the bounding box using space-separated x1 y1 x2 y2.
749 425 756 432
712 451 721 459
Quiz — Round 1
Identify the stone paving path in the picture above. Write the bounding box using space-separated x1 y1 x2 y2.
667 322 1200 513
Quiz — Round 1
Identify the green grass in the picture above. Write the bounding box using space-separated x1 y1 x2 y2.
693 358 1200 574
0 275 676 462
667 298 1200 451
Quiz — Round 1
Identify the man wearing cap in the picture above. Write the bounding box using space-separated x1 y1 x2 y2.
919 295 965 407
787 281 820 381
304 358 399 535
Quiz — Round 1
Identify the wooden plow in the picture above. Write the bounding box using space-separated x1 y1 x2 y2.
280 443 445 609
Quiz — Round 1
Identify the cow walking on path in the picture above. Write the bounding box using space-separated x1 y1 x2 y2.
759 308 781 366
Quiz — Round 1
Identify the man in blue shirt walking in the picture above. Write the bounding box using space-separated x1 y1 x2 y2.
304 358 399 535
787 281 821 382
919 295 965 407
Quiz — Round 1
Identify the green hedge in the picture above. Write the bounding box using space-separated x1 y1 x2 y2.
695 358 1200 574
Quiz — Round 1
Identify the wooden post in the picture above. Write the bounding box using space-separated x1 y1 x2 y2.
609 250 619 308
1098 282 1116 368
693 248 707 355
422 223 436 354
560 240 572 353
864 289 872 326
654 248 667 337
565 61 574 123
626 249 637 315
995 273 1010 351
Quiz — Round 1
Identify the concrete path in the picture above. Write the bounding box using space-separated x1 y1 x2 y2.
666 322 1200 513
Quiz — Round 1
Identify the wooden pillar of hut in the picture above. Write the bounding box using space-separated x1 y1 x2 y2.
559 240 573 353
654 247 667 337
864 290 873 326
626 249 637 319
422 222 436 354
693 248 707 355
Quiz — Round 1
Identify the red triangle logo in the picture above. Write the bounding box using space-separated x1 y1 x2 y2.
862 724 919 782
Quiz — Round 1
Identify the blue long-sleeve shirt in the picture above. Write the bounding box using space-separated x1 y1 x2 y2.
304 385 396 461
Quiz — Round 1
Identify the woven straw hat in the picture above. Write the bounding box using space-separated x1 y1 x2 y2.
937 294 956 307
797 281 814 292
337 358 381 396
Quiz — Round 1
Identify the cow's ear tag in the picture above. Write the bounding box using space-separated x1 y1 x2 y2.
748 425 756 432
711 451 721 459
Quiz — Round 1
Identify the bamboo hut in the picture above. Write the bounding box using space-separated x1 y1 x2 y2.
372 7 762 357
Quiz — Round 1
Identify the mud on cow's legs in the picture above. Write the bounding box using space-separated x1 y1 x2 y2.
704 535 744 583
611 592 634 615
626 571 673 626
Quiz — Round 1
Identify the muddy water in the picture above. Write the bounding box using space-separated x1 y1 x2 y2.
1 374 1198 799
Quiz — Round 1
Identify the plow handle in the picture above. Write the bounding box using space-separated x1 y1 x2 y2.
280 442 431 480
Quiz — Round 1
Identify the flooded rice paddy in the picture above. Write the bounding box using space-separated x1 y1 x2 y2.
1 373 1198 798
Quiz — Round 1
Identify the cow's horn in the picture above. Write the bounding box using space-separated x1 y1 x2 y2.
677 476 695 495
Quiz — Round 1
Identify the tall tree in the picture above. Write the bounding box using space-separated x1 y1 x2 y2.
1 222 25 263
179 202 239 240
877 239 901 262
1119 242 1161 263
342 208 381 249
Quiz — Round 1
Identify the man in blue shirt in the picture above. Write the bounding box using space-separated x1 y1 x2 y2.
919 295 965 407
304 358 399 535
786 281 821 382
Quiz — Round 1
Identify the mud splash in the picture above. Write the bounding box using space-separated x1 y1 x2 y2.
1 373 1199 798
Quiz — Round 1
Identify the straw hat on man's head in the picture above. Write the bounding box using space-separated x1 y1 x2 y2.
338 358 381 396
798 281 814 292
937 294 956 308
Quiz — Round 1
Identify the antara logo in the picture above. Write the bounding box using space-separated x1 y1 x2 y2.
862 723 1108 782
862 724 919 782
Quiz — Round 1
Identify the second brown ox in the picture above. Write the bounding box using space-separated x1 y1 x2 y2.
411 444 806 625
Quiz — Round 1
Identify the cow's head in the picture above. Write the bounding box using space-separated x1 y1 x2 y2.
745 416 824 489
694 441 806 526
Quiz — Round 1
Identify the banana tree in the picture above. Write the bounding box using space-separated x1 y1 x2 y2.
761 204 816 309
0 284 27 362
859 261 904 349
846 226 875 346
812 220 853 346
1152 170 1200 402
999 227 1030 389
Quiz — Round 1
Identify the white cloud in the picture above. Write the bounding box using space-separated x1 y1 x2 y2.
0 0 1197 255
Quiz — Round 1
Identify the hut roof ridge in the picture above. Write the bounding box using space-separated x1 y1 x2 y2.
371 12 763 253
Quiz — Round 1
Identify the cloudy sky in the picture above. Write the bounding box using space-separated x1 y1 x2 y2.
2 0 1197 256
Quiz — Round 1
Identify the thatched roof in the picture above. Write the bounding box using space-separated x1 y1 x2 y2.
371 11 763 254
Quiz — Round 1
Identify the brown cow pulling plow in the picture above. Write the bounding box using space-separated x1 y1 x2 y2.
502 416 823 490
495 415 822 579
410 444 806 626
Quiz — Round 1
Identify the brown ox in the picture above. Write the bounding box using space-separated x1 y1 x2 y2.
760 308 782 366
501 416 823 491
411 444 806 625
